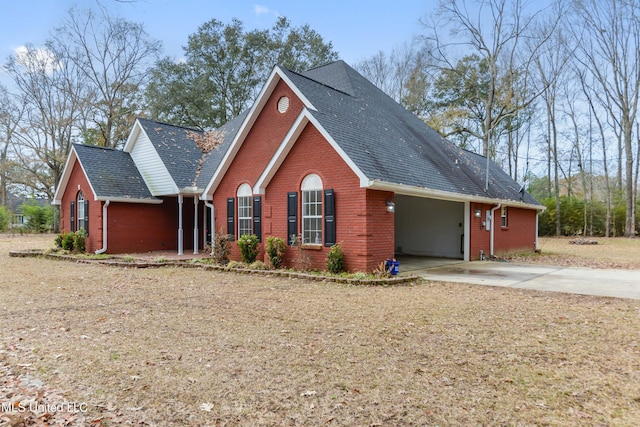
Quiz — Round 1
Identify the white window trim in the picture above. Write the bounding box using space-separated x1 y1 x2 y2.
77 191 85 232
237 183 252 237
301 174 323 245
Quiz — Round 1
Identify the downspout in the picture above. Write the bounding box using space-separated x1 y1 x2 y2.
95 200 110 254
535 210 540 252
490 203 501 258
205 201 214 256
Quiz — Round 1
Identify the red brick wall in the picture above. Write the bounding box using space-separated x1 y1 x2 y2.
469 202 537 260
363 190 395 271
265 123 367 271
59 161 103 253
211 79 305 262
61 159 202 253
209 76 394 271
494 206 538 255
106 197 203 254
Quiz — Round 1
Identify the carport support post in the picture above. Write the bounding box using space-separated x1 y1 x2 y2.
193 197 199 255
178 194 183 256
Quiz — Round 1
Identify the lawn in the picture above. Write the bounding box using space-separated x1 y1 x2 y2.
1 234 640 426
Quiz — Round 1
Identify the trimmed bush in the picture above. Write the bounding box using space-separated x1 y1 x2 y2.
266 236 286 269
73 230 87 253
61 233 75 251
326 242 345 274
213 230 232 265
238 234 259 264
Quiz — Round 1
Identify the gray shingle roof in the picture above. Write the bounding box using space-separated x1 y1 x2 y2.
137 116 248 191
280 61 539 206
73 144 157 201
136 118 205 189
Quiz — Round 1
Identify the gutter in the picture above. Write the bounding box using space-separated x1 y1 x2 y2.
204 201 214 256
490 203 501 257
95 200 110 254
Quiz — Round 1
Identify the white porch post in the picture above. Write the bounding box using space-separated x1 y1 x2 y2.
193 197 199 255
178 194 183 256
463 201 470 261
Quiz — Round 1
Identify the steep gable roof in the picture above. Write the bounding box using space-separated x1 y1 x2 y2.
53 144 159 204
281 61 540 207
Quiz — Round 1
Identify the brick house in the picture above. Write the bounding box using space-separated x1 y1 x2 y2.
53 60 542 271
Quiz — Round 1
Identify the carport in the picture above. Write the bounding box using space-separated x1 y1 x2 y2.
394 195 469 261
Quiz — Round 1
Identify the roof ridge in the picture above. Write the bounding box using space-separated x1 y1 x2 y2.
283 65 356 98
73 143 119 152
136 117 204 133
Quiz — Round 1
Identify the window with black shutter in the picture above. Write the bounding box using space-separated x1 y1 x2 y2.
287 192 298 245
324 189 335 246
253 196 262 242
227 197 235 240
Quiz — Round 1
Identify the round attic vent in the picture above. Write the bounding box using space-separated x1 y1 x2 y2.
277 96 289 113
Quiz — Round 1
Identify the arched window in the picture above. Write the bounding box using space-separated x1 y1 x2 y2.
301 174 323 244
237 183 252 237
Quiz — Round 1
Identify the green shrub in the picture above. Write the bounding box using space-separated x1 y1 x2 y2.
61 232 75 251
73 230 87 253
238 234 259 264
266 236 286 269
326 242 345 274
21 201 54 233
213 229 232 265
0 206 10 232
54 233 64 249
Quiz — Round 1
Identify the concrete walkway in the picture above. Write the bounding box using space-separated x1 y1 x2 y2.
408 261 640 300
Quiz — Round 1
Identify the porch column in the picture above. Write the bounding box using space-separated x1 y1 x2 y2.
178 194 183 256
463 202 470 261
193 197 199 255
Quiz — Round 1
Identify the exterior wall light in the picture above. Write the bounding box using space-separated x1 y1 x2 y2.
386 199 395 213
474 209 481 218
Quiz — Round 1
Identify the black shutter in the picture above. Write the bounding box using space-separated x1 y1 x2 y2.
324 189 336 246
253 196 262 242
287 192 298 245
84 200 89 235
226 197 235 240
70 201 75 232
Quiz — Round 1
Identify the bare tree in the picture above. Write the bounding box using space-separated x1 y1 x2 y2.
569 0 640 237
355 41 432 116
422 0 561 160
4 44 89 200
0 86 24 206
53 7 161 148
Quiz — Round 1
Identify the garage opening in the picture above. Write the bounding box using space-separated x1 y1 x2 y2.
394 195 465 259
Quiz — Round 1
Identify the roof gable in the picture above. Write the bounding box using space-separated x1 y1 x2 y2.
53 144 159 204
282 61 541 208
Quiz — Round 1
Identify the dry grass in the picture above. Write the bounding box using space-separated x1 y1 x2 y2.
1 234 640 426
507 236 640 269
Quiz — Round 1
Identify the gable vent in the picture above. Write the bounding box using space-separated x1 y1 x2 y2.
277 96 290 113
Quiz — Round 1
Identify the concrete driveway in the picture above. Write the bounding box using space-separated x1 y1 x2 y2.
404 260 640 300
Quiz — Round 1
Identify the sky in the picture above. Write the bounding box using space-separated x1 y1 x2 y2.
0 0 431 70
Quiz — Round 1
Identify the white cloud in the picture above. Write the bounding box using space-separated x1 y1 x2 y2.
253 4 281 18
253 4 272 16
14 45 60 74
